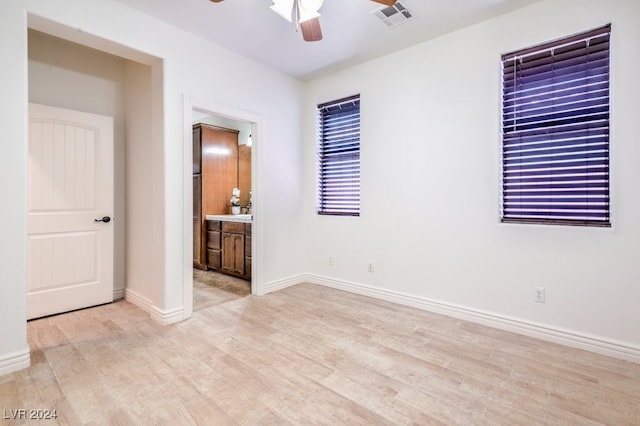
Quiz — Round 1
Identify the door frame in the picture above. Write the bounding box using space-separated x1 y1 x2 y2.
182 96 263 318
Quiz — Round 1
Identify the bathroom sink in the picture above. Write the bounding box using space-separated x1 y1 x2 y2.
205 214 252 223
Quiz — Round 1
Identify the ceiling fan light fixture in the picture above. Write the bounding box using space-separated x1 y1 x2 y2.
271 0 324 24
298 0 324 22
270 0 294 22
298 8 320 23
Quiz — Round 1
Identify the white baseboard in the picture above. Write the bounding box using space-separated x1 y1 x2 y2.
0 348 30 376
122 272 639 362
113 287 125 300
150 305 184 325
124 288 184 325
124 288 153 313
299 274 640 364
263 274 307 294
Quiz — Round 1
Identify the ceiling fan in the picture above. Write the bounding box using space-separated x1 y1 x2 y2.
209 0 398 42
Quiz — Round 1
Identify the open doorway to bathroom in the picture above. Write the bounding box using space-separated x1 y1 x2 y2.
191 108 254 312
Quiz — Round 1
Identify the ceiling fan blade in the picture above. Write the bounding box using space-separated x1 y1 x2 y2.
210 0 224 2
370 0 397 5
300 17 322 42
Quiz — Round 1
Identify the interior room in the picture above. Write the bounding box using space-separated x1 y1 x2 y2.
191 110 253 311
1 0 639 423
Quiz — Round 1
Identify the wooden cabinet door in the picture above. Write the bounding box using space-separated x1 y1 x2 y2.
238 144 251 207
222 232 245 276
245 233 252 280
192 125 201 174
193 174 205 269
201 125 239 216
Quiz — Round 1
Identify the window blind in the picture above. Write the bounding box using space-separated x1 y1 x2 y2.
501 25 611 226
317 95 360 216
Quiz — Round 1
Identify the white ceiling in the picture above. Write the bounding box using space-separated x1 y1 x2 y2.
112 0 541 81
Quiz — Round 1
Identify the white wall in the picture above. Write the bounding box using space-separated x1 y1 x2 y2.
303 0 640 359
0 1 29 375
123 60 156 306
0 0 305 374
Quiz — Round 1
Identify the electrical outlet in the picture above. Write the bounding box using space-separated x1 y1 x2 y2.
328 256 334 266
534 287 545 303
368 262 374 273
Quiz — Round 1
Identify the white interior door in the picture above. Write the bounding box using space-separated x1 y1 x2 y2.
27 103 114 320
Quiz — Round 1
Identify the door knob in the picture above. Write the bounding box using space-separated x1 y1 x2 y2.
94 216 111 223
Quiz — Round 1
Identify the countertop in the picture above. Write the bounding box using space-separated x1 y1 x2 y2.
206 214 252 223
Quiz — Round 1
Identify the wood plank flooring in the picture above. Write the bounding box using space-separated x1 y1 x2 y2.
193 269 250 312
1 283 639 425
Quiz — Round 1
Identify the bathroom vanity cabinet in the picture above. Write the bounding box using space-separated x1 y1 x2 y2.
206 217 252 280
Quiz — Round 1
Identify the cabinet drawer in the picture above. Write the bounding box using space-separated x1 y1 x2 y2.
222 221 245 234
207 249 221 269
207 230 221 249
245 223 252 236
207 220 221 231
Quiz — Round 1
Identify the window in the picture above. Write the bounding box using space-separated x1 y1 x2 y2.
500 25 611 226
317 95 360 216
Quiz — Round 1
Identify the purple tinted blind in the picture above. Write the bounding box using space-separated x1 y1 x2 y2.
317 95 361 216
501 25 611 226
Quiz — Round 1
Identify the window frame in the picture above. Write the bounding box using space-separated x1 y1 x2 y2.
316 94 361 217
500 25 612 227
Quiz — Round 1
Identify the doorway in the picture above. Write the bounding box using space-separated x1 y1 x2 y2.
27 20 163 321
188 107 257 312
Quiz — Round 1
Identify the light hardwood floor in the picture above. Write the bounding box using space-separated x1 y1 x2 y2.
193 269 250 312
2 283 639 425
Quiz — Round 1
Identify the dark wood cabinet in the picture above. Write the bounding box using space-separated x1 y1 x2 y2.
221 221 246 277
206 220 222 270
193 124 239 270
238 144 251 207
193 125 201 174
222 232 244 276
193 175 202 267
206 219 251 280
245 223 252 280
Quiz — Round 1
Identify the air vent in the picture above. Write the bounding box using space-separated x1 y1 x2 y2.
371 2 413 28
